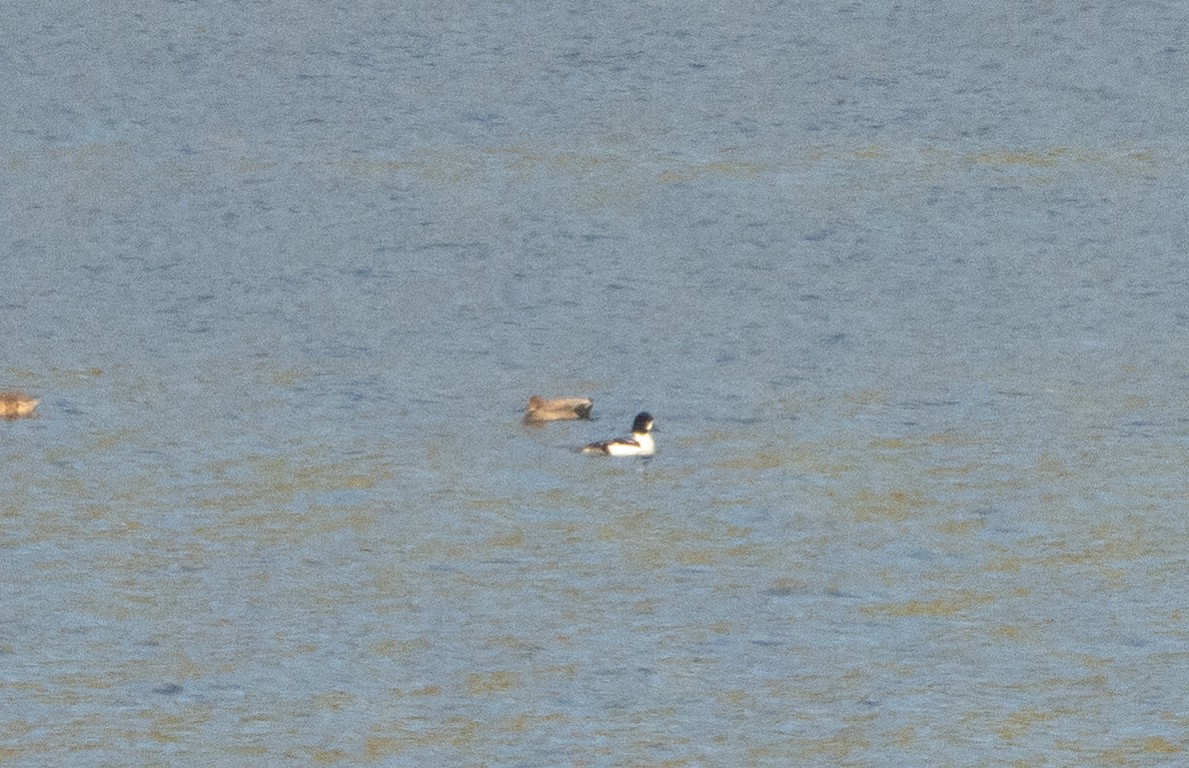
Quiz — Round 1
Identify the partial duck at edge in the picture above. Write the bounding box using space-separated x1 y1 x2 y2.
0 391 39 419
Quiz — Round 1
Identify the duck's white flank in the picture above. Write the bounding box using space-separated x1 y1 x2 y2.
581 412 655 457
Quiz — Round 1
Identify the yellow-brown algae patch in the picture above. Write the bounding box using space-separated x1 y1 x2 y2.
309 691 354 711
676 549 717 566
965 148 1068 167
365 738 404 761
992 624 1022 640
984 555 1024 573
1097 736 1182 763
506 713 568 732
937 518 985 536
487 530 524 548
466 670 518 694
849 488 929 523
926 430 974 445
994 707 1073 742
861 590 995 618
925 462 981 477
310 748 348 764
1136 736 1181 754
0 391 38 419
798 726 874 761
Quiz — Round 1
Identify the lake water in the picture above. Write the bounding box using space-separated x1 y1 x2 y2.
2 0 1188 765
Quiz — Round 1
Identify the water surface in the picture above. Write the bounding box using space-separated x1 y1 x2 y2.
2 1 1188 765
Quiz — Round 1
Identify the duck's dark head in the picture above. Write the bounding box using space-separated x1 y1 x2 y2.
631 412 654 434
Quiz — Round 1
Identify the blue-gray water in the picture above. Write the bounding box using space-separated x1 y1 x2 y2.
3 1 1188 765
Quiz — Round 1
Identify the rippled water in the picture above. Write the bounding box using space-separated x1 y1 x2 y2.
3 1 1188 765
